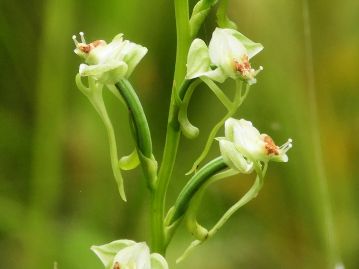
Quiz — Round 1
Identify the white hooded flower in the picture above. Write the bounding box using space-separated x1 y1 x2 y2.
219 118 292 164
91 240 168 269
186 28 263 84
73 32 147 84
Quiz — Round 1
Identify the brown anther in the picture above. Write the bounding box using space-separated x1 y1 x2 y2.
113 261 121 269
78 44 92 53
234 55 251 76
263 135 279 155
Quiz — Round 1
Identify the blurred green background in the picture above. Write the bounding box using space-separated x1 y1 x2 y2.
1 0 358 268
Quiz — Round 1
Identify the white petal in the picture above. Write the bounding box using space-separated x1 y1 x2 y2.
122 42 148 77
209 28 247 78
197 68 227 83
186 39 211 79
230 29 263 59
79 62 123 76
232 119 266 160
112 242 151 269
79 61 128 83
91 240 135 267
224 118 237 141
219 139 253 173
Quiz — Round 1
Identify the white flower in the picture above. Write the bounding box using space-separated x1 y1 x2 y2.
73 32 147 84
91 240 168 269
219 118 292 164
186 28 263 84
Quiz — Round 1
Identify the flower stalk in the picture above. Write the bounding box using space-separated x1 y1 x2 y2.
150 0 191 254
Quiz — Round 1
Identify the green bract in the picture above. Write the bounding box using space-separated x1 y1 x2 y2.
91 240 168 269
218 118 293 164
186 28 263 84
73 32 147 84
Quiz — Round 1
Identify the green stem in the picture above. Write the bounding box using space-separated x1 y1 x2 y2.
176 162 267 263
187 81 248 174
150 0 191 254
208 162 267 237
201 77 233 110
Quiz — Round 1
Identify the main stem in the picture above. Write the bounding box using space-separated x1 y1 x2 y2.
151 0 190 254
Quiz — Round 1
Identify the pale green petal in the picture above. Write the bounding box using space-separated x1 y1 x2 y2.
186 38 211 79
199 68 227 83
122 42 148 77
230 29 263 59
86 40 126 65
79 62 126 76
219 139 253 173
224 117 237 141
112 242 151 269
79 61 128 84
209 28 247 78
233 123 265 160
91 240 135 267
112 33 124 42
150 253 169 269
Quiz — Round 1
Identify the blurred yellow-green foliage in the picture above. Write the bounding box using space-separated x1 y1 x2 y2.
1 0 358 268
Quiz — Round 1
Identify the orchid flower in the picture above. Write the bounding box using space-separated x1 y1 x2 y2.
91 240 168 269
218 118 292 166
186 28 263 84
73 32 147 84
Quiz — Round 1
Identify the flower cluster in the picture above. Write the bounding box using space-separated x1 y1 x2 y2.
186 28 263 84
218 118 292 171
